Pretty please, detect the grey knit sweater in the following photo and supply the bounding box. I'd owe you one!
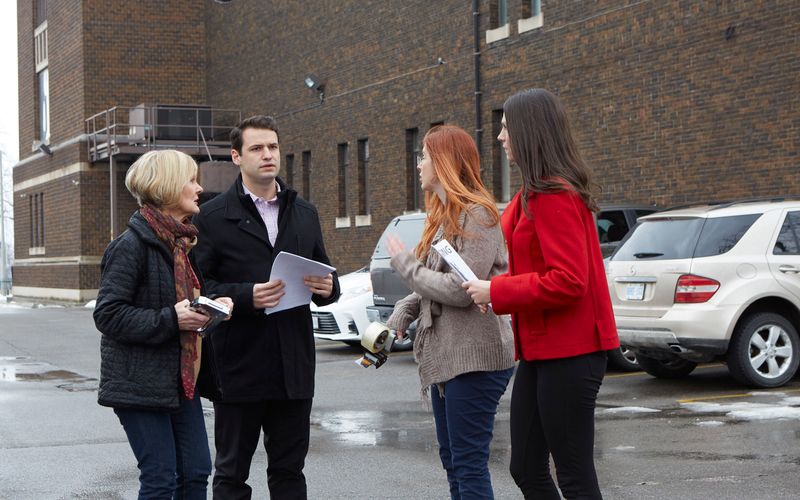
[386,205,515,393]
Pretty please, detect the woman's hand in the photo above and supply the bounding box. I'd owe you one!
[175,299,211,331]
[462,279,492,306]
[215,296,234,320]
[394,329,406,340]
[385,234,406,258]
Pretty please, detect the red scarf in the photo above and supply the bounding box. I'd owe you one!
[140,204,202,400]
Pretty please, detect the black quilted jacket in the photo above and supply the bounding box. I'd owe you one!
[94,211,205,411]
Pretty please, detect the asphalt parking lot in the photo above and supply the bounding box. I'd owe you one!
[1,304,799,499]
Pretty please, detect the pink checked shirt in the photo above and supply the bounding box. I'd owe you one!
[243,182,280,247]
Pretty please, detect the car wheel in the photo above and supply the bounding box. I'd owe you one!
[607,346,640,372]
[392,335,414,352]
[727,312,800,388]
[636,354,697,379]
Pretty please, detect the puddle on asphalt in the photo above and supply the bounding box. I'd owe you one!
[0,356,97,390]
[311,409,511,460]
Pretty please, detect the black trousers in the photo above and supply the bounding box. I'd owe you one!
[212,398,313,500]
[509,351,607,500]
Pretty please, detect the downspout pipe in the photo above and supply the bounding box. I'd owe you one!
[472,0,483,156]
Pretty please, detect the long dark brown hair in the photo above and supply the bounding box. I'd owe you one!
[503,88,599,212]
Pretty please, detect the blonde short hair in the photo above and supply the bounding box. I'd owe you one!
[125,150,198,208]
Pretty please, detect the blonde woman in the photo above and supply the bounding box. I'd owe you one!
[94,150,232,498]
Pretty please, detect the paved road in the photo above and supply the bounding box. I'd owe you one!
[1,304,799,499]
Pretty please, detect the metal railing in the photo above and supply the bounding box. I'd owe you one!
[85,105,241,162]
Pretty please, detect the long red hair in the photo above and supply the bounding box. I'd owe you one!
[415,125,500,260]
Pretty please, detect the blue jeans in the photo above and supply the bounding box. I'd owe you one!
[431,368,514,500]
[114,393,212,500]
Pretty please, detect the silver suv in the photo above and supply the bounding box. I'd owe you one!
[606,198,800,388]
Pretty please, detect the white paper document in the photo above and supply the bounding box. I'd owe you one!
[264,251,336,315]
[432,239,478,282]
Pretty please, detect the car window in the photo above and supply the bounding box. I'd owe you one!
[693,214,761,257]
[597,210,629,243]
[372,217,426,259]
[613,214,760,261]
[773,211,800,255]
[612,218,704,260]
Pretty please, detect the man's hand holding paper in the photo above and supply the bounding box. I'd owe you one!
[253,280,286,309]
[263,252,336,315]
[304,273,334,298]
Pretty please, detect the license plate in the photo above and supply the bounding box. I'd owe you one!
[312,316,319,329]
[626,283,645,301]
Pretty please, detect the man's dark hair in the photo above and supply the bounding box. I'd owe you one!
[230,115,279,153]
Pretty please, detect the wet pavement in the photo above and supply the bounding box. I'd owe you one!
[1,304,800,499]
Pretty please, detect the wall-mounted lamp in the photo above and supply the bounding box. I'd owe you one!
[304,75,326,102]
[38,143,53,156]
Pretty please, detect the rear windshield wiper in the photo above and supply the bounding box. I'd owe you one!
[633,252,664,259]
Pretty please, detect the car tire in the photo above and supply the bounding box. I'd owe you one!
[636,354,697,379]
[607,346,640,372]
[727,312,800,388]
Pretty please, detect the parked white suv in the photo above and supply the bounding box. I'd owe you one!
[606,198,800,388]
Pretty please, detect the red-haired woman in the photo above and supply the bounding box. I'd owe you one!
[385,125,515,499]
[463,89,620,499]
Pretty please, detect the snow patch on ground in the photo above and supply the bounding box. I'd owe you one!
[601,406,660,414]
[695,420,725,427]
[682,401,800,421]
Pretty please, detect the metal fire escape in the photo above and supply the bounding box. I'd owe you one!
[85,104,241,238]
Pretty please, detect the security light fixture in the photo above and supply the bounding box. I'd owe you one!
[304,75,326,102]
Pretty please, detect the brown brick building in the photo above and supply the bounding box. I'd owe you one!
[14,0,799,300]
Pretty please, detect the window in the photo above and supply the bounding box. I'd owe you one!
[35,0,48,26]
[37,69,50,143]
[492,110,511,202]
[487,1,511,47]
[285,154,294,187]
[34,18,49,143]
[337,143,348,218]
[494,0,508,28]
[596,210,629,244]
[774,211,800,255]
[519,0,544,33]
[302,151,311,202]
[29,192,45,254]
[405,128,423,211]
[522,0,541,18]
[694,214,761,257]
[612,214,761,261]
[357,139,369,216]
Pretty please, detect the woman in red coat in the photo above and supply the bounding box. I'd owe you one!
[463,88,619,499]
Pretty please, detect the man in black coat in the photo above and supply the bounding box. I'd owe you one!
[193,115,340,499]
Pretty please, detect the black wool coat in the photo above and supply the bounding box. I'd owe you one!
[94,211,209,411]
[192,176,340,402]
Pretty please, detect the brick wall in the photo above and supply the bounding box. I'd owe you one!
[479,0,799,207]
[203,0,799,274]
[14,0,210,296]
[14,0,799,295]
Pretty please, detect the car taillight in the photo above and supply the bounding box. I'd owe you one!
[674,274,720,303]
